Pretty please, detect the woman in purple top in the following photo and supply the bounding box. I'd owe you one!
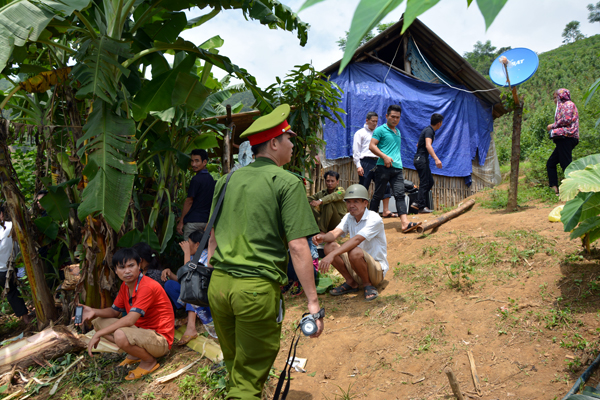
[546,88,579,195]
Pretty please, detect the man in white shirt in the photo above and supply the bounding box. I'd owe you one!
[353,112,393,217]
[312,184,388,301]
[0,205,30,322]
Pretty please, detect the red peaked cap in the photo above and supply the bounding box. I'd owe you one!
[240,104,296,145]
[248,120,295,145]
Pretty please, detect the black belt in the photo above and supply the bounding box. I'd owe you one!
[362,157,378,161]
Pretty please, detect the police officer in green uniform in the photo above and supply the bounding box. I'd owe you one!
[307,171,347,233]
[207,104,325,400]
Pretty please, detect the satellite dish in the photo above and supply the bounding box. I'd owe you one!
[489,48,539,87]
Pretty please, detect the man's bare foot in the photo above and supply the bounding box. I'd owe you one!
[138,359,158,372]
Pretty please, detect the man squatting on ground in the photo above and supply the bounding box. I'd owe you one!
[313,184,389,301]
[77,248,175,380]
[307,170,347,233]
[353,112,393,217]
[369,104,420,233]
[412,113,444,214]
[207,104,324,399]
[177,149,215,240]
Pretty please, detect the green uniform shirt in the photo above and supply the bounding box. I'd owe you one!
[373,123,403,169]
[307,187,347,216]
[209,157,319,285]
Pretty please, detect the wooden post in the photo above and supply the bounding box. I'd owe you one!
[403,34,411,75]
[444,368,465,400]
[506,92,523,212]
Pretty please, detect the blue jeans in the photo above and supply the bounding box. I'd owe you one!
[369,166,407,215]
[164,279,211,317]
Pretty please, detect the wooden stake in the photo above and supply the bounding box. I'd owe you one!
[444,368,465,400]
[467,350,483,396]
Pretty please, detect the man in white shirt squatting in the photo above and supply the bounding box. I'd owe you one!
[312,184,388,301]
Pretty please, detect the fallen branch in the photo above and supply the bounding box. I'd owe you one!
[467,350,482,396]
[416,199,476,234]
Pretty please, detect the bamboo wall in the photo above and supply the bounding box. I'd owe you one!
[309,160,490,209]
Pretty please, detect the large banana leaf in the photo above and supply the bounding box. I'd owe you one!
[132,54,196,120]
[0,0,91,72]
[77,100,137,231]
[39,186,71,222]
[564,153,600,178]
[559,163,600,201]
[71,36,132,104]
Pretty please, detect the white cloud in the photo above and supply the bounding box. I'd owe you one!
[180,0,599,87]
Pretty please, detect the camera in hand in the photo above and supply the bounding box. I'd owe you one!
[74,306,83,325]
[299,308,324,336]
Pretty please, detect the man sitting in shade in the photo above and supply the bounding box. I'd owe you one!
[312,184,388,301]
[307,171,347,233]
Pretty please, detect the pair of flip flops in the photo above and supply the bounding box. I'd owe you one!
[119,357,160,380]
[402,221,421,233]
[329,283,378,301]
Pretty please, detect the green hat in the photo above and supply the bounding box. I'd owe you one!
[344,184,369,201]
[240,104,296,146]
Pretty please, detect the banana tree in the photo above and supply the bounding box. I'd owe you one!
[0,0,312,317]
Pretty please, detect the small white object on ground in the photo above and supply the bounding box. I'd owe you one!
[287,357,307,373]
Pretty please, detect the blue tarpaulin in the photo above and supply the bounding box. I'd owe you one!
[324,62,494,178]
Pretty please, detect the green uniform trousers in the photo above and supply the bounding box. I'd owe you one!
[312,202,343,233]
[208,269,283,400]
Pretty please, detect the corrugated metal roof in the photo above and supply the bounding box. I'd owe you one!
[321,17,508,119]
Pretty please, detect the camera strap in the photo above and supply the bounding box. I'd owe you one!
[272,325,301,400]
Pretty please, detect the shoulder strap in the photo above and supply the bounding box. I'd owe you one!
[191,170,235,264]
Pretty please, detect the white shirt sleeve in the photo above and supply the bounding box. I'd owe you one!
[335,213,349,237]
[356,213,383,242]
[352,129,363,169]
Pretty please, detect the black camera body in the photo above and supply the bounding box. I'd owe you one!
[299,308,325,336]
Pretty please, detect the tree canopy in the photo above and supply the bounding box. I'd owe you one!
[562,20,586,43]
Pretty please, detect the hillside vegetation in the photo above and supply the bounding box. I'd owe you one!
[493,35,600,184]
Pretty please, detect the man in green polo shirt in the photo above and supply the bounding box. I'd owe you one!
[207,104,324,400]
[369,104,421,233]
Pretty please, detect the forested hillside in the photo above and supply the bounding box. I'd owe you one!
[492,35,600,183]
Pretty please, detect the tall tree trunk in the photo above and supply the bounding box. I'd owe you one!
[506,98,524,212]
[0,121,58,327]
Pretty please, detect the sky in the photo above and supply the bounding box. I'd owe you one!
[180,0,599,88]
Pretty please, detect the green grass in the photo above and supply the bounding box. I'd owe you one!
[480,180,559,210]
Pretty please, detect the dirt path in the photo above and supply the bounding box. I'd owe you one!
[278,193,600,400]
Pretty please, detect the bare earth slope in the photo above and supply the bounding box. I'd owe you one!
[278,192,600,400]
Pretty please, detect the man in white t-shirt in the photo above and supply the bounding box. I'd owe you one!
[312,184,388,301]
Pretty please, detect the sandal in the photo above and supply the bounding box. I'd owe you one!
[177,334,198,346]
[402,221,422,233]
[118,357,140,367]
[329,282,359,296]
[382,212,398,218]
[364,285,379,301]
[124,363,160,381]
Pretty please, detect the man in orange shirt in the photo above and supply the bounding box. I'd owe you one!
[78,248,175,380]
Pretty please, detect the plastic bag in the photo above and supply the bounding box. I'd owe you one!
[548,205,564,222]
